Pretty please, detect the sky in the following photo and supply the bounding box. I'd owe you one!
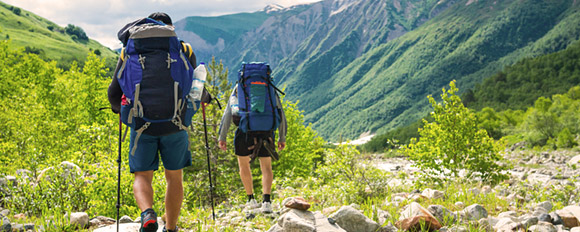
[3,0,320,49]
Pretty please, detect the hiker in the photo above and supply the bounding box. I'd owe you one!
[107,12,198,232]
[218,63,287,213]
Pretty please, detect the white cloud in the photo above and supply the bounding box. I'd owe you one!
[3,0,320,49]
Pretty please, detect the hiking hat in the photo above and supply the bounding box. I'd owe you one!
[148,12,172,25]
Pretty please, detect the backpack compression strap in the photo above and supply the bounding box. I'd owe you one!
[181,41,193,59]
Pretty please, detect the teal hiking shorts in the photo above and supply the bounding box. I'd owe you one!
[128,129,191,173]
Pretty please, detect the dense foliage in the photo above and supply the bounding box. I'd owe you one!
[64,24,89,42]
[404,81,509,186]
[464,41,580,111]
[0,41,327,229]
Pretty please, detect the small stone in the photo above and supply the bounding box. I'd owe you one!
[12,224,24,232]
[13,213,26,220]
[538,213,552,223]
[0,210,9,217]
[550,212,563,225]
[118,215,133,223]
[23,224,34,231]
[455,202,465,208]
[70,212,89,228]
[1,217,11,232]
[537,201,553,212]
[464,204,488,221]
[528,221,557,232]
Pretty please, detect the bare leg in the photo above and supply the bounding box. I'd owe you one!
[237,156,254,195]
[164,169,183,230]
[259,157,273,195]
[133,171,155,211]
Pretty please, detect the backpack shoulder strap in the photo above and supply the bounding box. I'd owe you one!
[120,47,126,62]
[180,41,193,58]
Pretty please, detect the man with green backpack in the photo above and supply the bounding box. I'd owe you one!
[218,62,287,213]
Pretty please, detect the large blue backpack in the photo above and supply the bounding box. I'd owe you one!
[117,18,195,139]
[237,62,283,133]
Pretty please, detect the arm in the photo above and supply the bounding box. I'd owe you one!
[107,58,123,114]
[218,101,232,150]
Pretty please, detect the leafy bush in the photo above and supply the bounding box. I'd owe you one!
[404,81,509,186]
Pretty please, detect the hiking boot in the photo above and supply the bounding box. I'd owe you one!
[140,208,158,232]
[163,226,179,232]
[245,199,259,209]
[261,201,273,213]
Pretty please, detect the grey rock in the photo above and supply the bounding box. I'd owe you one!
[23,224,34,231]
[428,205,457,224]
[0,210,8,217]
[69,212,89,228]
[571,227,580,232]
[11,223,23,232]
[279,209,315,232]
[399,202,432,221]
[266,224,283,232]
[528,221,557,232]
[119,215,133,223]
[550,212,563,225]
[538,213,552,223]
[1,217,10,232]
[464,204,488,221]
[478,218,494,232]
[522,216,539,228]
[537,201,554,212]
[329,205,380,232]
[313,211,345,232]
[377,222,397,232]
[498,211,517,219]
[455,201,465,208]
[376,209,391,226]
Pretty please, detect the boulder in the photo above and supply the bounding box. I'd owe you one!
[1,217,10,232]
[313,211,346,232]
[329,205,380,232]
[556,208,580,228]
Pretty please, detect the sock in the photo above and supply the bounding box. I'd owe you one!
[263,194,271,203]
[247,194,255,202]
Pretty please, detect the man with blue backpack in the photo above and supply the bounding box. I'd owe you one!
[218,62,287,214]
[107,12,198,232]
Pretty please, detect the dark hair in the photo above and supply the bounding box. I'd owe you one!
[148,12,172,25]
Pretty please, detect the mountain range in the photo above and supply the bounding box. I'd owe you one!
[3,0,580,142]
[176,0,580,141]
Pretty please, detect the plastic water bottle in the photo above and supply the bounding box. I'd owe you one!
[190,62,207,101]
[229,94,239,116]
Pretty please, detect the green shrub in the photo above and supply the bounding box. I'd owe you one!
[404,81,509,186]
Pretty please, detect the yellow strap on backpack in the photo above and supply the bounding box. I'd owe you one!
[120,47,126,62]
[181,41,193,58]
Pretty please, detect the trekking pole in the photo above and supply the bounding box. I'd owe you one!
[201,102,216,221]
[116,115,122,232]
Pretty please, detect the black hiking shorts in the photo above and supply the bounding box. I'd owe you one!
[233,129,276,157]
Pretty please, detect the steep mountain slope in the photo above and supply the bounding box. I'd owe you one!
[295,0,580,140]
[0,1,117,68]
[174,4,312,66]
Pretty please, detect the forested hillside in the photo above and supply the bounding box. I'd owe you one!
[297,0,580,141]
[0,1,117,69]
[363,41,580,153]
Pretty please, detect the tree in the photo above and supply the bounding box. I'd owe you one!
[404,80,509,186]
[65,24,88,42]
